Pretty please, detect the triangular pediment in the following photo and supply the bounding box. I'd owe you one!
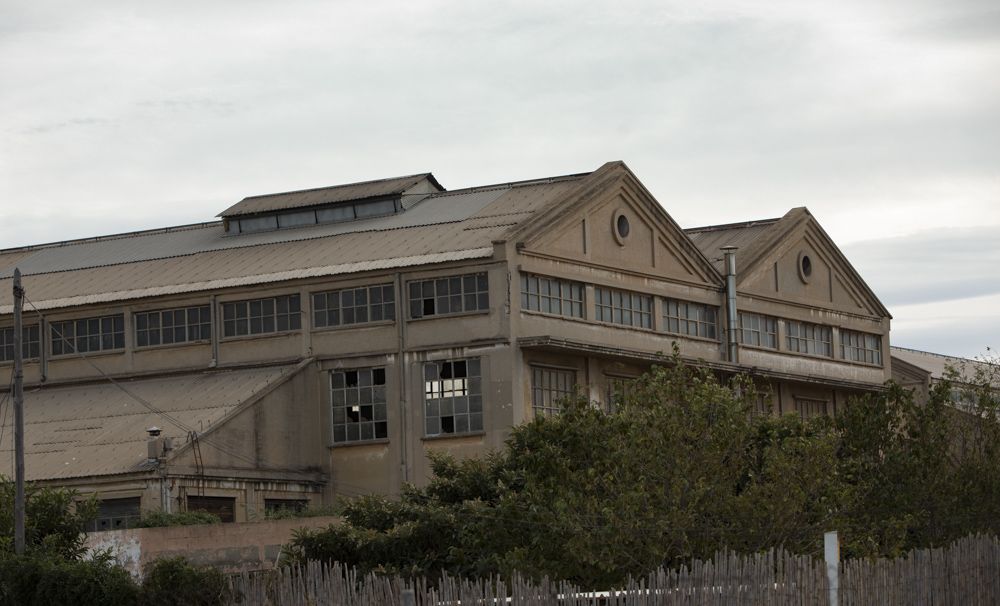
[512,162,720,286]
[738,208,890,318]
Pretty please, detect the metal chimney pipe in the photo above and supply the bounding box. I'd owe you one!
[721,247,739,363]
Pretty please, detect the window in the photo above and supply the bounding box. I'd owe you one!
[186,496,236,523]
[408,273,489,318]
[88,497,141,532]
[50,314,125,355]
[531,367,576,417]
[739,312,778,349]
[264,499,308,516]
[424,359,482,436]
[785,321,832,357]
[663,299,718,339]
[135,305,211,347]
[605,376,637,413]
[794,397,828,420]
[594,287,652,329]
[0,325,40,362]
[520,274,584,318]
[330,367,388,443]
[313,284,395,328]
[222,294,301,337]
[841,330,882,366]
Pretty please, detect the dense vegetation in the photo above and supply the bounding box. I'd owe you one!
[286,351,1000,588]
[0,481,229,605]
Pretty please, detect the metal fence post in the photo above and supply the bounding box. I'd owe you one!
[825,530,840,606]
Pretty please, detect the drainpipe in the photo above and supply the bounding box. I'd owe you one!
[721,246,739,364]
[394,272,410,484]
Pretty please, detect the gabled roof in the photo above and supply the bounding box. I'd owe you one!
[891,346,998,386]
[218,173,444,218]
[685,217,781,272]
[0,171,588,313]
[0,364,301,481]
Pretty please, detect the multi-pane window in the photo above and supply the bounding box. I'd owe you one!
[0,325,40,362]
[264,499,308,516]
[135,306,211,347]
[841,330,883,366]
[222,294,301,337]
[424,359,482,436]
[785,321,832,357]
[594,287,652,329]
[738,312,778,349]
[87,497,141,532]
[531,367,577,417]
[605,376,636,414]
[520,274,584,318]
[794,397,828,420]
[50,314,125,355]
[313,284,395,328]
[663,299,718,339]
[408,273,489,318]
[330,367,388,443]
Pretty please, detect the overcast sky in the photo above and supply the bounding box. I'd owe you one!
[1,0,997,358]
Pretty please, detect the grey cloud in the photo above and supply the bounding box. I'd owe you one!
[18,116,113,135]
[843,227,1000,307]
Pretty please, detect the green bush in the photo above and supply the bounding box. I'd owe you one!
[0,480,97,559]
[0,552,139,606]
[141,557,230,606]
[137,511,221,528]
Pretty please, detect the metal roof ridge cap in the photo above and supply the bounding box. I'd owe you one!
[236,173,433,202]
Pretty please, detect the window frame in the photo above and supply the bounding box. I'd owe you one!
[423,358,483,437]
[407,273,490,319]
[662,298,719,340]
[330,367,389,445]
[593,286,653,329]
[738,311,778,349]
[840,329,883,366]
[134,305,212,349]
[520,273,585,319]
[312,283,396,330]
[785,320,833,358]
[530,365,577,417]
[49,314,125,357]
[0,324,41,363]
[220,294,302,339]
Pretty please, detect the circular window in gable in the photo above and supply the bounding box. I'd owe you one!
[798,251,813,283]
[612,210,630,245]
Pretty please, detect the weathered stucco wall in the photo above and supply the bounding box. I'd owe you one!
[85,516,340,577]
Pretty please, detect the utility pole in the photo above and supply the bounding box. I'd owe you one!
[12,268,25,555]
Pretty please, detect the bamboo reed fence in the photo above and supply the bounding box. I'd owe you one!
[227,533,1000,605]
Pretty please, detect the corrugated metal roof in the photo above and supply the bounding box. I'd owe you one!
[0,364,298,481]
[218,173,442,217]
[0,178,584,311]
[684,219,779,271]
[890,346,997,384]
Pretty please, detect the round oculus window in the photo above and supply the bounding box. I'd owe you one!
[798,251,813,283]
[613,211,630,245]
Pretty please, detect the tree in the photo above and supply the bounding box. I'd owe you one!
[0,479,97,560]
[286,350,1000,588]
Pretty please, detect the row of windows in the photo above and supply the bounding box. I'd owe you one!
[518,274,882,366]
[2,272,491,360]
[739,311,882,365]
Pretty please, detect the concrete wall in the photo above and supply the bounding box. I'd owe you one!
[85,516,340,577]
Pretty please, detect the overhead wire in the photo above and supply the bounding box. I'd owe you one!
[22,294,292,474]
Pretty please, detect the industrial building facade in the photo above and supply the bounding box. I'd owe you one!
[0,161,891,526]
